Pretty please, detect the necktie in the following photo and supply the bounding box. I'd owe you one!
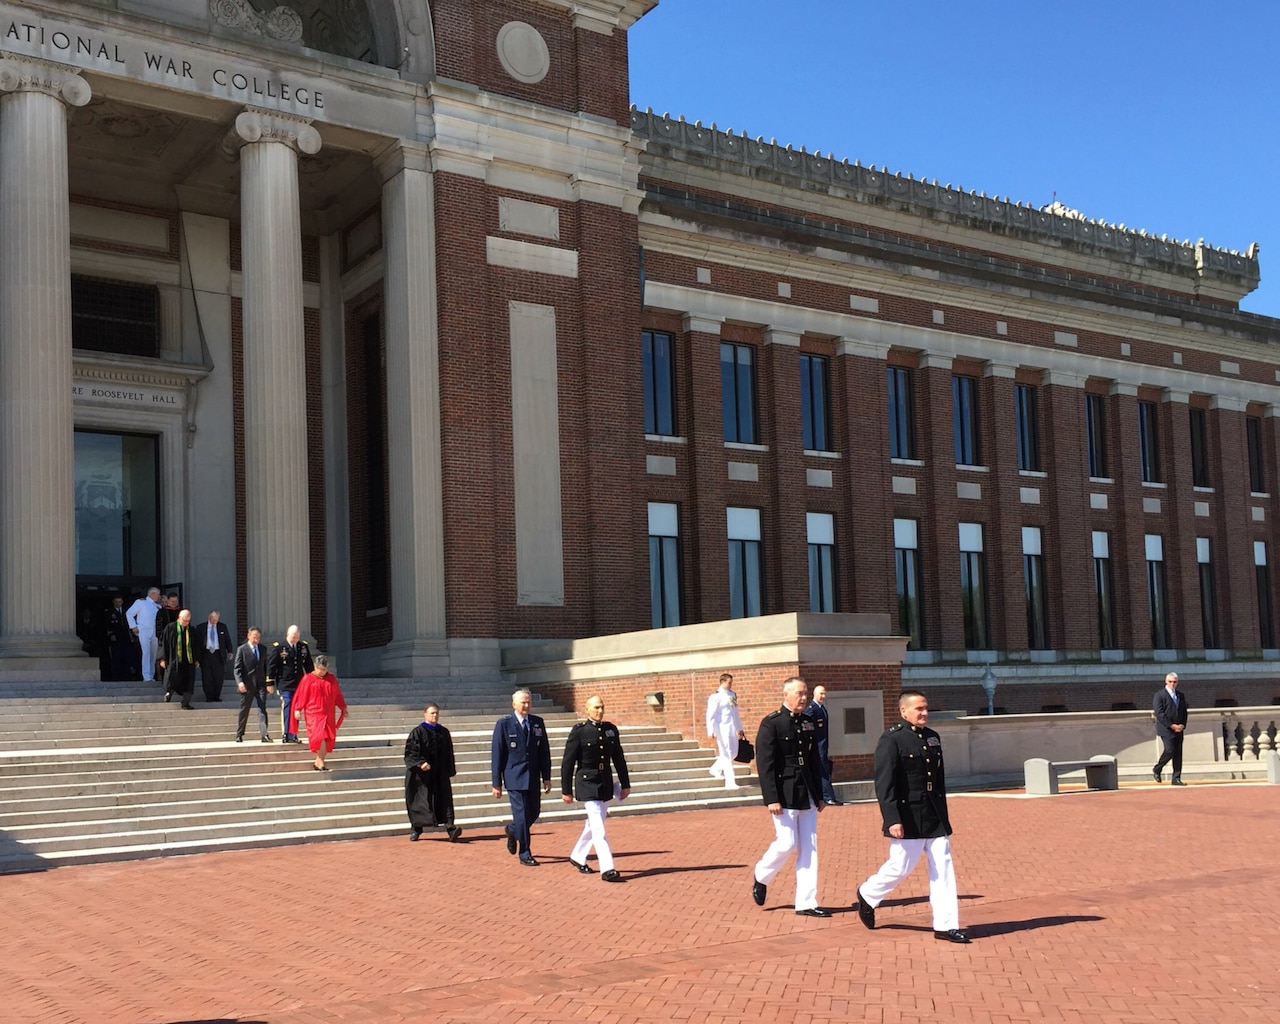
[208,624,216,650]
[251,645,258,660]
[522,719,529,745]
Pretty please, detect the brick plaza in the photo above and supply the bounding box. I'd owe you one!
[4,782,1276,1024]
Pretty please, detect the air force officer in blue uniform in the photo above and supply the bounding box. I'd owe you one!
[491,688,552,865]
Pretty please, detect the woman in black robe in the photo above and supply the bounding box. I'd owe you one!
[404,703,461,841]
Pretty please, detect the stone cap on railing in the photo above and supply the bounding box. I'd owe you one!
[630,106,1261,293]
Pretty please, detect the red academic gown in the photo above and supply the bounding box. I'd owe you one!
[291,671,347,753]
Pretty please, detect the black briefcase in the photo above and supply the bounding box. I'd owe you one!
[734,738,755,763]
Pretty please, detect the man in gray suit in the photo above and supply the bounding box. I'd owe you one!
[233,626,272,743]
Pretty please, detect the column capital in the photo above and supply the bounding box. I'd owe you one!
[682,313,722,336]
[224,107,321,158]
[918,352,953,371]
[983,360,1017,379]
[1108,381,1139,398]
[1209,394,1248,413]
[0,58,90,107]
[1042,369,1086,389]
[834,335,889,361]
[1161,388,1190,404]
[763,327,802,348]
[374,139,432,182]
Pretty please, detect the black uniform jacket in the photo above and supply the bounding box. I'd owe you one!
[266,639,313,691]
[874,722,951,839]
[560,718,630,802]
[755,707,824,810]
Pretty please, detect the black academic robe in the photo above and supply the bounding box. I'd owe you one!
[404,722,457,829]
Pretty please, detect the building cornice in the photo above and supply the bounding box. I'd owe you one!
[533,0,659,34]
[631,107,1260,303]
[638,216,1279,360]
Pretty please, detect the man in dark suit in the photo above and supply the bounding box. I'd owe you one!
[233,626,272,742]
[491,688,552,866]
[805,684,842,805]
[157,608,197,709]
[751,677,829,917]
[854,689,969,943]
[103,596,134,682]
[1153,672,1189,785]
[198,611,234,702]
[560,695,630,882]
[266,624,312,743]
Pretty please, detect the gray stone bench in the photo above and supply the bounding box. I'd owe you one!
[1024,755,1119,796]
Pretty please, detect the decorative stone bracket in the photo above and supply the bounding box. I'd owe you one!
[209,0,304,43]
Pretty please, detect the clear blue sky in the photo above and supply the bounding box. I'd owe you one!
[629,1,1280,322]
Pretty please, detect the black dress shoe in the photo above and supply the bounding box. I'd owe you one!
[506,827,518,856]
[519,854,539,867]
[855,888,875,929]
[163,692,172,703]
[570,859,594,874]
[234,736,243,743]
[934,929,971,943]
[795,907,831,918]
[261,735,272,742]
[446,826,462,842]
[826,799,845,806]
[181,703,194,710]
[752,880,767,907]
[409,829,421,842]
[601,870,623,883]
[1153,769,1162,783]
[1171,778,1186,786]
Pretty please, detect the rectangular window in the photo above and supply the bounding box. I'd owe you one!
[799,355,831,452]
[1197,537,1219,650]
[1023,526,1048,649]
[1256,541,1275,648]
[727,507,763,618]
[887,366,917,460]
[952,375,982,466]
[1085,393,1109,478]
[1247,415,1266,493]
[1015,385,1040,472]
[720,343,758,444]
[893,518,924,650]
[1093,531,1117,650]
[1145,534,1170,649]
[648,502,681,629]
[806,512,837,612]
[71,276,161,358]
[641,331,676,436]
[959,522,989,649]
[1189,408,1211,488]
[1138,401,1161,483]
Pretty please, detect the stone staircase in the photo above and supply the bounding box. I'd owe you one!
[0,678,762,873]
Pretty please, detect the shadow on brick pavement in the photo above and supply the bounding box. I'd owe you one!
[3,782,1277,1024]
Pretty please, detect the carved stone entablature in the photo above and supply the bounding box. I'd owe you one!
[74,355,209,392]
[210,0,304,43]
[222,107,322,159]
[630,106,1261,291]
[534,0,658,34]
[0,57,91,107]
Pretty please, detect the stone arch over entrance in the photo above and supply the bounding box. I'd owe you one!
[203,0,435,80]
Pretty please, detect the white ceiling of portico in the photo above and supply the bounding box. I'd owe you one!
[66,95,381,229]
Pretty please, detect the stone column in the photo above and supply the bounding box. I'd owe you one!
[376,143,448,676]
[230,108,320,640]
[0,59,90,665]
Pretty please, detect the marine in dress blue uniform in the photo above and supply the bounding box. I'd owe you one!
[491,689,552,865]
[854,690,970,942]
[751,677,829,917]
[560,696,631,881]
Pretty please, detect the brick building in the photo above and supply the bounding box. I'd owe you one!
[2,0,1277,711]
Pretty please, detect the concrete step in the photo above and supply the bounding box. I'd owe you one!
[0,680,747,872]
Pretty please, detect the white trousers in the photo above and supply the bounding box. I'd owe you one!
[753,804,818,911]
[139,632,157,682]
[569,799,614,873]
[711,725,738,783]
[860,836,958,931]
